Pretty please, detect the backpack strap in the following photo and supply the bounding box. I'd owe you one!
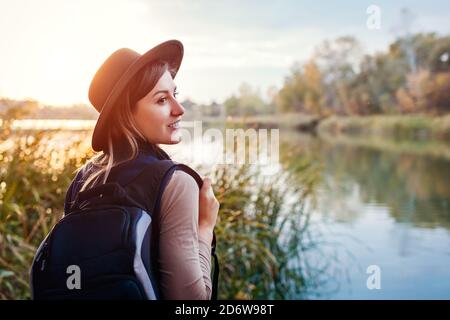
[172,163,219,301]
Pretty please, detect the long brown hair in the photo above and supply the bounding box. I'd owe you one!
[79,60,176,192]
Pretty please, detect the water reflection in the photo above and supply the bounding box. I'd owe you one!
[280,130,450,299]
[316,137,450,229]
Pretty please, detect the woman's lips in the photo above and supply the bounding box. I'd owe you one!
[168,120,180,129]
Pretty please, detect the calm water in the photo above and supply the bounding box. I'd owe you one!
[165,126,450,299]
[287,133,450,299]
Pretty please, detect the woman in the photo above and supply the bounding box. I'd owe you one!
[65,40,219,299]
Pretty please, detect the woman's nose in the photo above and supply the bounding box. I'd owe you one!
[171,99,185,116]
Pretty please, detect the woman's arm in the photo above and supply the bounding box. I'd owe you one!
[157,170,212,300]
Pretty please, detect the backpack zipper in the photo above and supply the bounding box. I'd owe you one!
[40,242,49,271]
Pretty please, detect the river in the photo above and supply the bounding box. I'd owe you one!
[284,131,450,299]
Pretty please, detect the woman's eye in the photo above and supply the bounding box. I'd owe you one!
[157,91,178,104]
[158,97,167,104]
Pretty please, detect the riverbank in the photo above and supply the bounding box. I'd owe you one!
[228,113,450,143]
[318,114,450,142]
[226,113,321,131]
[317,130,450,162]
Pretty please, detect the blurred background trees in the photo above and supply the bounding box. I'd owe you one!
[276,33,450,116]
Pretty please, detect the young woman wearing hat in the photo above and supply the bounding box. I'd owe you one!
[65,40,219,299]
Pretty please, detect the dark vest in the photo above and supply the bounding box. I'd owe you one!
[59,143,217,299]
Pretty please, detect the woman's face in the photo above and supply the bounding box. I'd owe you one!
[133,70,185,145]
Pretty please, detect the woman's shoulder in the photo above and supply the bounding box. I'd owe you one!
[166,169,199,193]
[159,169,199,222]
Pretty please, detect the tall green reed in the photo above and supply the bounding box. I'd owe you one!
[0,112,92,299]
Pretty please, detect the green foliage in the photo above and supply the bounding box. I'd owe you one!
[211,157,322,299]
[0,124,92,299]
[224,83,274,117]
[276,61,327,115]
[276,33,450,116]
[0,105,94,299]
[318,114,450,141]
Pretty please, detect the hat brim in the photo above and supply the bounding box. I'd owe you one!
[91,40,184,152]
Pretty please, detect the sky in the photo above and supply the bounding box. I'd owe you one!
[0,0,449,106]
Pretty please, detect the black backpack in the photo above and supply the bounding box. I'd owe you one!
[30,159,219,300]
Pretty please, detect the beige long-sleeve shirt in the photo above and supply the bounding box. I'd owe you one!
[157,170,212,300]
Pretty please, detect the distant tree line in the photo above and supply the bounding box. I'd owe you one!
[276,33,450,116]
[223,83,275,117]
[0,99,98,120]
[0,98,224,120]
[222,32,450,117]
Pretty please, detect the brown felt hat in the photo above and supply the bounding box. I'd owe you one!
[88,40,184,152]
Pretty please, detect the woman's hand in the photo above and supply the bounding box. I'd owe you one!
[198,177,219,244]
